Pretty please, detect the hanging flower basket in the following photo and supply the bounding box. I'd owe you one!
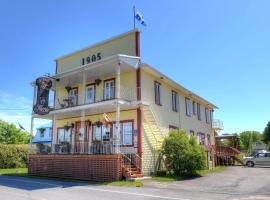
[95,121,103,127]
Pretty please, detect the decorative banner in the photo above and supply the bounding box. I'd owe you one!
[33,77,52,115]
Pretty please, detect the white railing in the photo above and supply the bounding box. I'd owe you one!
[55,86,137,110]
[212,119,224,130]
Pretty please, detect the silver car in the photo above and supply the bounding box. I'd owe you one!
[244,152,270,167]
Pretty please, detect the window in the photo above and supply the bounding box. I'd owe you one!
[171,91,179,112]
[190,130,195,136]
[85,84,95,104]
[92,125,110,143]
[198,132,205,145]
[207,134,211,145]
[185,98,191,116]
[169,125,179,130]
[154,81,162,105]
[265,153,270,157]
[192,101,196,115]
[197,103,201,120]
[68,88,78,106]
[205,108,210,124]
[104,79,115,100]
[123,122,133,145]
[113,121,133,146]
[93,125,102,142]
[210,110,213,124]
[57,128,71,143]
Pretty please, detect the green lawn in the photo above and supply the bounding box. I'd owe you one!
[0,168,28,176]
[0,168,143,187]
[151,166,227,182]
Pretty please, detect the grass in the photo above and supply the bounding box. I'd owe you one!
[151,166,227,182]
[0,168,28,176]
[0,168,143,187]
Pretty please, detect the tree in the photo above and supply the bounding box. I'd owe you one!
[162,129,206,176]
[0,120,30,144]
[263,121,270,145]
[239,131,262,151]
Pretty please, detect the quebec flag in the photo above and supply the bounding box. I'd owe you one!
[135,11,147,26]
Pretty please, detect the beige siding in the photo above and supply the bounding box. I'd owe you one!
[57,32,137,73]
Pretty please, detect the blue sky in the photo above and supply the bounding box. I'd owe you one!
[0,0,269,134]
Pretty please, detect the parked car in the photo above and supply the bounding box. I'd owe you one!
[243,151,270,167]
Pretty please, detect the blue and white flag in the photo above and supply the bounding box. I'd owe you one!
[135,11,147,26]
[18,123,26,131]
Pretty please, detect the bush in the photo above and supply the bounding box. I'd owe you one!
[0,144,28,168]
[162,129,206,176]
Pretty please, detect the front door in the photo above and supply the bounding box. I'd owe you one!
[85,85,95,104]
[75,122,89,153]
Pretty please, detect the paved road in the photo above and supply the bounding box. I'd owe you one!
[0,167,270,200]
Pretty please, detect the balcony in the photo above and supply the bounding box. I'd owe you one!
[31,55,141,119]
[212,119,224,130]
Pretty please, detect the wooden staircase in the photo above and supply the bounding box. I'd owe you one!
[122,154,143,179]
[215,145,243,166]
[141,105,167,150]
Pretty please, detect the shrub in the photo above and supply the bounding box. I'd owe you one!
[0,144,28,168]
[162,129,206,176]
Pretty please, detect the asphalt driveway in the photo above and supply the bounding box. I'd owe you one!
[0,166,269,200]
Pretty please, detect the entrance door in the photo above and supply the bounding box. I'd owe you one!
[75,122,89,153]
[85,84,95,104]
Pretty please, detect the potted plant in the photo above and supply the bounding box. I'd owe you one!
[60,141,71,153]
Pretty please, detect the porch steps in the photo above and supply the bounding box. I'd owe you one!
[123,165,143,179]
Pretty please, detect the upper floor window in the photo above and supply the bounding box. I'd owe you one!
[185,98,191,116]
[171,91,179,112]
[85,84,95,104]
[205,108,210,124]
[69,88,78,106]
[197,103,201,120]
[104,79,115,100]
[190,130,195,136]
[193,101,196,115]
[154,81,162,105]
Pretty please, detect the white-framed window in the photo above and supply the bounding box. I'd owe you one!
[185,98,191,116]
[57,128,71,143]
[172,91,179,112]
[197,103,201,120]
[193,101,196,115]
[205,108,210,124]
[68,88,78,106]
[85,84,95,104]
[113,121,133,146]
[154,81,162,105]
[93,125,102,142]
[104,79,115,100]
[123,122,132,145]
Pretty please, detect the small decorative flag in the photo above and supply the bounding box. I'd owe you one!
[135,11,147,26]
[18,123,26,131]
[103,113,111,128]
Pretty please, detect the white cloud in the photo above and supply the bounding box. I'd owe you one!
[0,90,51,134]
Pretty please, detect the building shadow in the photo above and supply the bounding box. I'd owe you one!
[0,175,96,191]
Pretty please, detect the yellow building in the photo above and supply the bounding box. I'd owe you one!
[29,29,222,180]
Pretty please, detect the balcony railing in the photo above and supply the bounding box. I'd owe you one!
[30,142,122,155]
[54,86,137,110]
[212,119,224,130]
